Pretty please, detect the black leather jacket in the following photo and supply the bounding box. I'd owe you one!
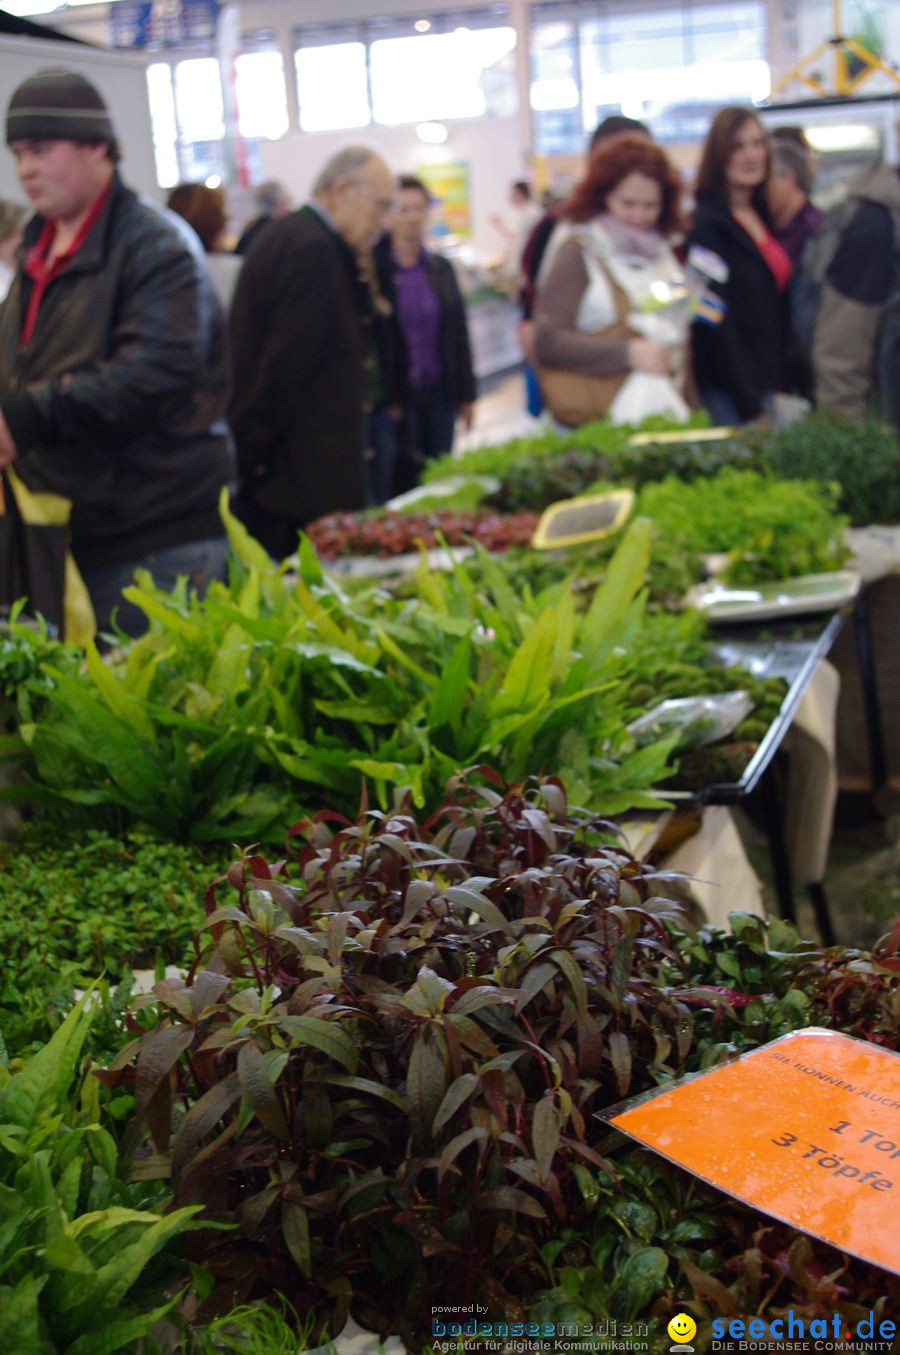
[687,192,788,422]
[0,173,232,569]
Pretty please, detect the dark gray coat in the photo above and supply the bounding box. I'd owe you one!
[229,206,369,529]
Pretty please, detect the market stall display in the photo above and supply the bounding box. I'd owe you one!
[0,405,897,1352]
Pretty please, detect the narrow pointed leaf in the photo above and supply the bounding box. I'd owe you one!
[238,1041,289,1139]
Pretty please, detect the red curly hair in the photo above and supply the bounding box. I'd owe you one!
[562,134,682,235]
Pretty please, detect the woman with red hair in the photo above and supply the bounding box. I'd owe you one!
[533,134,689,426]
[166,182,242,313]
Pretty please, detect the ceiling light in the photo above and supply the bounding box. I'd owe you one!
[416,121,448,144]
[414,19,431,32]
[205,174,222,189]
[805,123,880,153]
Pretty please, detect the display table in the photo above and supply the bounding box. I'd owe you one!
[466,295,522,379]
[623,806,765,929]
[670,613,844,804]
[626,613,846,940]
[827,533,900,794]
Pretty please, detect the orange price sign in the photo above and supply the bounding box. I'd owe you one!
[606,1028,900,1275]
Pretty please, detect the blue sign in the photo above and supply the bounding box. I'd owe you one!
[110,0,218,50]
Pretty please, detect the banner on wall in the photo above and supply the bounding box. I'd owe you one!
[416,161,471,243]
[110,0,218,50]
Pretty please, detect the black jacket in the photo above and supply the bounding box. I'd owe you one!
[373,238,476,405]
[229,206,369,527]
[0,174,231,570]
[234,214,275,257]
[687,193,788,422]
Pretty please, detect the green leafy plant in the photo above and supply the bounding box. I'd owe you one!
[99,787,900,1348]
[102,776,700,1344]
[429,410,896,527]
[634,469,848,586]
[0,829,225,1052]
[0,512,675,841]
[0,610,83,729]
[0,992,199,1353]
[0,970,139,1067]
[531,1146,900,1348]
[188,1297,328,1354]
[421,413,711,492]
[761,413,900,526]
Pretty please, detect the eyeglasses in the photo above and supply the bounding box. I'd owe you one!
[349,181,395,214]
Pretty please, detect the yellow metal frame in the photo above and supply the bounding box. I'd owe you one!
[771,0,900,98]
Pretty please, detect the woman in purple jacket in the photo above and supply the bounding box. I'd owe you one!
[372,176,476,501]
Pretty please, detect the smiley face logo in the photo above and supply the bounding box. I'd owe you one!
[668,1314,697,1347]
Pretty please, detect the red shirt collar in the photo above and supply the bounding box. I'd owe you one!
[20,180,112,346]
[24,179,112,284]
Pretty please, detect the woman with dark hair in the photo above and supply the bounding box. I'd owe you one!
[372,174,475,499]
[166,182,242,312]
[687,107,791,425]
[533,134,690,425]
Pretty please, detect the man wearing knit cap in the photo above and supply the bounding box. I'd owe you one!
[0,68,232,637]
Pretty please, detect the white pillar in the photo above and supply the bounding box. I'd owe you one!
[509,0,533,160]
[276,16,301,135]
[217,2,246,184]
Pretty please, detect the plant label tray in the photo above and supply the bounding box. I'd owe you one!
[531,488,634,550]
[685,570,860,624]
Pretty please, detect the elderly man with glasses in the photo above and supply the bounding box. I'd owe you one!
[229,146,395,559]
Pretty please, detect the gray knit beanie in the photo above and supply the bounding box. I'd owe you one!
[6,68,116,146]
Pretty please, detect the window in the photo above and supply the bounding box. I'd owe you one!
[530,18,582,155]
[146,58,227,188]
[172,57,227,184]
[531,0,768,154]
[293,9,516,133]
[295,41,371,132]
[370,26,516,125]
[147,39,290,189]
[235,51,289,141]
[691,3,765,62]
[146,63,179,189]
[174,57,225,143]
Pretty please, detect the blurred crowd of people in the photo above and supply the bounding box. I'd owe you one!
[0,65,897,641]
[525,107,899,433]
